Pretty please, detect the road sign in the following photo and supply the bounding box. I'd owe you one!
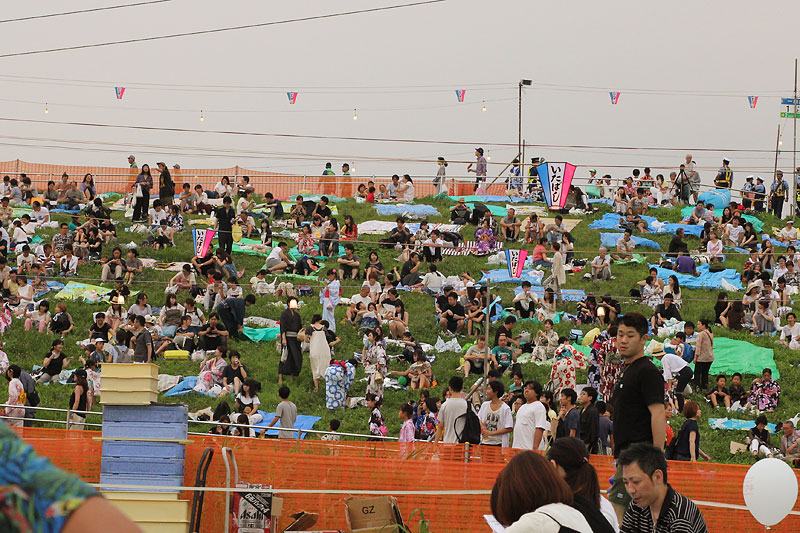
[782,97,800,105]
[781,112,800,119]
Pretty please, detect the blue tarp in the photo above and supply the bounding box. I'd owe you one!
[446,195,535,204]
[698,188,731,209]
[679,206,764,232]
[375,203,440,216]
[600,233,662,250]
[513,285,586,302]
[708,418,777,433]
[590,213,703,237]
[163,376,215,397]
[251,411,322,439]
[650,263,743,290]
[479,269,545,285]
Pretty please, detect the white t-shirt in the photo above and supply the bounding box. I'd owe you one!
[236,393,260,409]
[660,353,689,382]
[421,272,444,292]
[215,183,232,197]
[16,253,35,268]
[267,247,283,262]
[403,183,415,202]
[438,397,467,444]
[512,401,548,450]
[350,293,372,308]
[478,401,514,447]
[780,226,798,241]
[236,197,251,215]
[424,237,443,255]
[362,279,381,297]
[32,206,50,223]
[780,323,800,342]
[149,208,167,225]
[727,224,745,243]
[592,255,611,268]
[12,227,27,244]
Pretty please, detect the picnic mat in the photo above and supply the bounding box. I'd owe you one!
[590,213,703,237]
[600,233,662,250]
[163,376,214,397]
[513,285,586,302]
[280,202,339,215]
[679,206,764,232]
[251,410,322,439]
[54,282,111,301]
[357,221,463,234]
[708,418,777,432]
[445,195,535,204]
[479,268,545,285]
[441,241,505,257]
[375,203,440,216]
[288,245,344,260]
[651,263,743,290]
[233,238,271,256]
[702,336,779,378]
[242,327,280,343]
[289,194,347,203]
[613,253,646,265]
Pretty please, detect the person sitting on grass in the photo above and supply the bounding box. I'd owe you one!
[492,333,519,374]
[513,281,538,318]
[706,374,731,409]
[438,291,465,334]
[587,247,611,281]
[747,367,780,412]
[748,414,773,457]
[390,349,432,390]
[465,298,486,336]
[265,242,293,274]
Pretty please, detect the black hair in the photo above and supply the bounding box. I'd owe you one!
[448,375,464,393]
[582,387,598,403]
[400,403,414,418]
[329,419,341,431]
[488,380,505,397]
[618,443,669,484]
[546,437,602,506]
[619,312,649,337]
[561,388,577,405]
[278,385,291,399]
[596,401,607,415]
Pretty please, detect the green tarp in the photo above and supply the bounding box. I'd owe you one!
[679,206,764,232]
[242,327,280,343]
[653,337,778,378]
[467,203,506,216]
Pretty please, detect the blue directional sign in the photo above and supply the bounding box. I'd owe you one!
[782,97,800,105]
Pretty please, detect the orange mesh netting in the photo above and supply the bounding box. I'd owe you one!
[11,428,800,532]
[0,159,507,198]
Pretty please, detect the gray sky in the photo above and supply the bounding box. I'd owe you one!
[0,0,798,187]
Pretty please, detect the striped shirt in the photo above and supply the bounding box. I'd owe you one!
[621,486,707,533]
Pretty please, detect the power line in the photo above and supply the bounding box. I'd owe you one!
[0,0,177,25]
[0,0,447,59]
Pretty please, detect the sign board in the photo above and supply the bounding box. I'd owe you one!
[781,112,800,119]
[782,97,800,106]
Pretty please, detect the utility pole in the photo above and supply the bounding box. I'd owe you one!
[775,124,782,179]
[794,59,798,217]
[519,79,532,179]
[482,287,491,402]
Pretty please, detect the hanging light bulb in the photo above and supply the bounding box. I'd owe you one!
[199,109,205,122]
[486,153,492,161]
[482,101,487,112]
[44,103,49,114]
[353,108,358,121]
[779,139,784,146]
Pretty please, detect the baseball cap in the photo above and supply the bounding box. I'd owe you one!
[777,169,784,174]
[475,147,484,155]
[93,338,105,344]
[589,169,596,173]
[757,176,764,182]
[128,154,135,159]
[723,157,730,163]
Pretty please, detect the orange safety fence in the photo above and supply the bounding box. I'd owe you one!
[14,427,800,532]
[0,159,506,198]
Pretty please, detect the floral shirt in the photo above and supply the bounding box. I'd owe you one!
[369,407,385,437]
[398,419,415,442]
[549,344,588,394]
[749,378,781,411]
[0,424,96,532]
[296,233,316,255]
[415,412,438,441]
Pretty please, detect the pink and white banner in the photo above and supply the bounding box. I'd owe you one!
[505,249,529,279]
[535,162,577,210]
[287,92,298,104]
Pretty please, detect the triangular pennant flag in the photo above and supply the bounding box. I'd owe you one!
[505,249,529,279]
[287,92,298,104]
[115,87,125,100]
[192,229,216,257]
[455,89,466,103]
[748,96,758,108]
[535,162,577,210]
[609,91,620,105]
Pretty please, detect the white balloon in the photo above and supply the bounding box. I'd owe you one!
[743,458,799,526]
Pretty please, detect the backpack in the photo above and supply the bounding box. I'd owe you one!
[680,343,695,363]
[456,402,482,444]
[49,312,70,333]
[441,231,463,246]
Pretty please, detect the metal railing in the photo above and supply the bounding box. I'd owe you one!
[0,403,399,441]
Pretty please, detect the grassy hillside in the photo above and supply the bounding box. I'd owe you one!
[14,196,799,464]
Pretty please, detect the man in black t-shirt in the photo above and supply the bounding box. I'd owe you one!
[222,351,248,394]
[197,313,229,352]
[608,313,666,523]
[438,292,465,333]
[264,192,284,219]
[311,196,332,221]
[493,315,519,348]
[651,294,682,332]
[214,196,236,254]
[667,227,689,258]
[89,313,112,341]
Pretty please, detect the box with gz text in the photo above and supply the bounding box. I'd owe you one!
[344,496,404,533]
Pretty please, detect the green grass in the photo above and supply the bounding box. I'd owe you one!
[15,198,800,464]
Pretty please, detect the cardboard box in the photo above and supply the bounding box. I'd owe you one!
[344,496,404,533]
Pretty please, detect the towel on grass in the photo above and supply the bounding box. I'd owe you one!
[513,286,586,302]
[479,268,545,284]
[55,282,111,301]
[679,206,764,232]
[164,376,215,397]
[441,241,505,256]
[445,195,534,204]
[708,417,777,433]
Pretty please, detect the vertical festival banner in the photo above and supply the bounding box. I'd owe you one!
[115,87,126,99]
[193,229,216,257]
[748,96,758,108]
[287,92,298,104]
[455,89,466,102]
[505,249,529,279]
[535,162,577,210]
[609,91,620,104]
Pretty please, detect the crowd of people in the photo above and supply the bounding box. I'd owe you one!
[4,153,800,532]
